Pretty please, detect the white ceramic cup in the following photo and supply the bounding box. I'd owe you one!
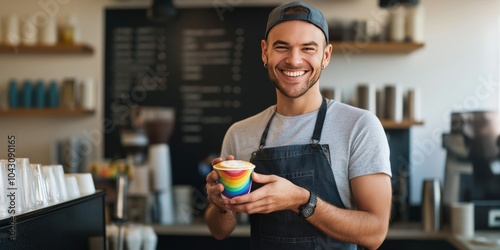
[141,225,157,250]
[125,224,142,250]
[450,202,475,238]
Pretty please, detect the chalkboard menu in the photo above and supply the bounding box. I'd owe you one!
[104,7,276,187]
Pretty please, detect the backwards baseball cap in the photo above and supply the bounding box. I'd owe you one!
[265,1,329,43]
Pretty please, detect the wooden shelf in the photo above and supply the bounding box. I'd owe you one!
[0,108,95,116]
[331,42,424,54]
[380,119,424,129]
[0,44,94,54]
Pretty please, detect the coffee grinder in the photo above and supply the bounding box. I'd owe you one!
[442,111,500,230]
[139,106,176,225]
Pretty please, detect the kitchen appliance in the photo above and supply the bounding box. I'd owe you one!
[138,106,176,225]
[442,111,500,230]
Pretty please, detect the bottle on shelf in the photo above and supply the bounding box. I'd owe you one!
[47,80,59,108]
[8,79,18,108]
[60,14,81,44]
[60,78,77,109]
[34,79,46,108]
[22,79,33,108]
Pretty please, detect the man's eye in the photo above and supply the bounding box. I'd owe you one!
[275,46,288,51]
[303,47,316,51]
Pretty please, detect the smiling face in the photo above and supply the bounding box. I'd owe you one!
[262,20,332,99]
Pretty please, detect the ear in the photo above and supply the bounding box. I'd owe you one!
[261,40,268,65]
[322,43,333,68]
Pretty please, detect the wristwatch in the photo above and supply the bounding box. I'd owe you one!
[298,191,317,218]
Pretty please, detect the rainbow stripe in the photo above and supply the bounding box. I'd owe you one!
[215,168,254,198]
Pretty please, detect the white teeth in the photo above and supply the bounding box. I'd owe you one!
[282,70,305,77]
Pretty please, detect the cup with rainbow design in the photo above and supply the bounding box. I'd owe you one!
[213,160,255,199]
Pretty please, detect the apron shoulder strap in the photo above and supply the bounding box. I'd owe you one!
[312,97,327,144]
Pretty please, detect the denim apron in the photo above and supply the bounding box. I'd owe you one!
[249,98,356,250]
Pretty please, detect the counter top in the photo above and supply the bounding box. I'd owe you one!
[152,222,500,250]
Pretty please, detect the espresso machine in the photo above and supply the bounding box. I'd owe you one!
[137,106,176,225]
[442,111,500,230]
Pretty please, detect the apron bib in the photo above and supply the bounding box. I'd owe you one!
[249,98,356,250]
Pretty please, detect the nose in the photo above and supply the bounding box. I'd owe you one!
[284,48,303,66]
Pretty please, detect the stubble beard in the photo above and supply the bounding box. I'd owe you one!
[268,68,321,99]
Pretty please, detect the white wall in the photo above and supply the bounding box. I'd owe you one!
[0,0,499,204]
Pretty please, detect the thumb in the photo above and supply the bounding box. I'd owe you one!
[251,172,276,184]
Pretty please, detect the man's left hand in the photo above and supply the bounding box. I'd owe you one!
[223,172,309,214]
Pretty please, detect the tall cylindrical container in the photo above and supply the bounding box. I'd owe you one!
[80,77,96,110]
[389,5,406,42]
[21,15,38,46]
[4,14,20,46]
[39,16,57,45]
[421,178,442,232]
[405,4,425,43]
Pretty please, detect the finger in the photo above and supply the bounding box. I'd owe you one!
[206,182,225,202]
[211,157,224,166]
[230,195,270,214]
[252,172,277,185]
[226,155,235,160]
[205,170,219,183]
[229,185,268,205]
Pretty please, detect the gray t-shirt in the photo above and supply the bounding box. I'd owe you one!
[220,100,392,209]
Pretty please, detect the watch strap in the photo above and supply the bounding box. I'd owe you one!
[299,191,317,218]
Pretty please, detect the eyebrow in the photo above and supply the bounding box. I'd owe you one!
[272,40,319,47]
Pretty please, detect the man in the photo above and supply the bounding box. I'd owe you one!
[205,1,392,249]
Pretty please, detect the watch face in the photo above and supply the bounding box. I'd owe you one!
[300,192,316,218]
[303,207,313,217]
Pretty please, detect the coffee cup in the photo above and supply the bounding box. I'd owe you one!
[213,160,255,199]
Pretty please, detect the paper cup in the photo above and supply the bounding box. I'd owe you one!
[67,173,96,196]
[213,160,255,199]
[64,175,81,200]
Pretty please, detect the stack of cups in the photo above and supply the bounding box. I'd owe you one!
[173,185,193,225]
[30,163,49,209]
[450,202,475,238]
[0,160,9,218]
[0,158,97,218]
[42,164,69,205]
